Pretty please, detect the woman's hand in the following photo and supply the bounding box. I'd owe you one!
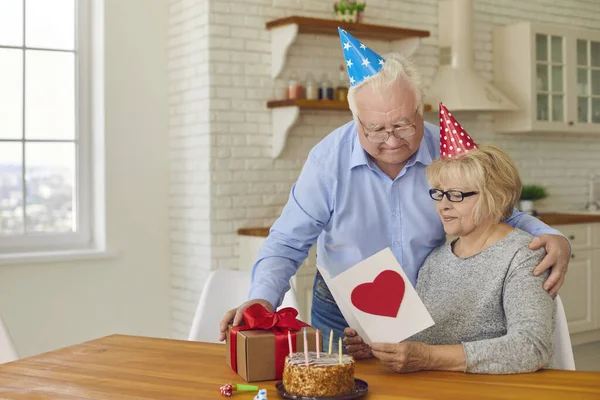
[343,328,373,360]
[371,342,431,373]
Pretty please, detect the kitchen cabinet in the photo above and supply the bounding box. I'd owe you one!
[555,223,600,345]
[493,22,600,134]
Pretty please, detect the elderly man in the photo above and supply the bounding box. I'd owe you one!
[219,29,570,347]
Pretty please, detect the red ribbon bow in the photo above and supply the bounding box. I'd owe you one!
[229,303,308,379]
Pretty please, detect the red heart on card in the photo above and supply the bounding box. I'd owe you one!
[350,270,405,318]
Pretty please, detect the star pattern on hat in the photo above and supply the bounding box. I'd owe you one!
[439,102,478,159]
[338,27,385,87]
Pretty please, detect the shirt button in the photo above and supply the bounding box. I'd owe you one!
[393,212,398,217]
[394,241,400,247]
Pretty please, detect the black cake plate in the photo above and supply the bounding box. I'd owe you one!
[275,379,368,400]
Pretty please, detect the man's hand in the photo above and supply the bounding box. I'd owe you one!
[343,328,373,360]
[218,299,273,342]
[529,234,571,296]
[371,342,431,373]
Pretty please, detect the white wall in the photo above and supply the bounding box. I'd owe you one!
[0,0,171,357]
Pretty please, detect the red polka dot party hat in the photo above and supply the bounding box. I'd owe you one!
[439,102,478,159]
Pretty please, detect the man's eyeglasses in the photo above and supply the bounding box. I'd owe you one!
[357,113,418,143]
[429,189,478,202]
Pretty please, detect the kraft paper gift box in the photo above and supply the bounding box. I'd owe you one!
[225,304,319,382]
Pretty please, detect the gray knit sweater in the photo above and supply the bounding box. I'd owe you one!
[410,228,556,374]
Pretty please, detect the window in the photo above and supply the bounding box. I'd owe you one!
[576,39,600,124]
[0,0,94,254]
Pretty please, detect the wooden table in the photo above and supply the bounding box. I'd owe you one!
[0,335,599,399]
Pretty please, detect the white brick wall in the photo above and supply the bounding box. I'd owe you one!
[168,0,600,338]
[168,0,212,339]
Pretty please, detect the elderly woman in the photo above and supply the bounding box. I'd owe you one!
[344,127,556,374]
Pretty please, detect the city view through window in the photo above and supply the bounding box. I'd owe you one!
[0,0,77,237]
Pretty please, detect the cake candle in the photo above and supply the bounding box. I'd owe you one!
[303,327,309,366]
[328,329,333,354]
[338,337,342,364]
[288,330,293,355]
[316,329,320,358]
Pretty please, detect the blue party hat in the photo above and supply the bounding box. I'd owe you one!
[338,27,385,87]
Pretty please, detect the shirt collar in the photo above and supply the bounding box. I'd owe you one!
[349,134,372,170]
[404,127,435,169]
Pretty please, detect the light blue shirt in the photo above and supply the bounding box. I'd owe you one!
[249,120,562,308]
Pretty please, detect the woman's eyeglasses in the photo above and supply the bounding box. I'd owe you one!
[429,189,478,202]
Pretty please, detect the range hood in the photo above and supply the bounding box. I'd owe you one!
[425,0,518,112]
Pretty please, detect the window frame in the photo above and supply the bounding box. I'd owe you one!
[0,0,94,254]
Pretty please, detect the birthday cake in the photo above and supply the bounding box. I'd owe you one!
[282,352,355,397]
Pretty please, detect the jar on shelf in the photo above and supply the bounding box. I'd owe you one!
[319,74,334,101]
[286,73,304,100]
[335,65,349,102]
[305,73,318,100]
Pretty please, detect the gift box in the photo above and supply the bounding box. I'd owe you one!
[226,304,320,382]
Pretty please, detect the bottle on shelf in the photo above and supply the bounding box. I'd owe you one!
[305,73,318,100]
[336,65,349,102]
[286,72,304,100]
[319,74,334,101]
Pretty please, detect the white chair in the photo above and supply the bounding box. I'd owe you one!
[188,268,302,343]
[553,295,576,370]
[0,315,19,364]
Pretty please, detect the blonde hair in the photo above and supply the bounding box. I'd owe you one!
[426,145,522,224]
[347,52,424,117]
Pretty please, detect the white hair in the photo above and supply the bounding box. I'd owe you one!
[347,52,424,118]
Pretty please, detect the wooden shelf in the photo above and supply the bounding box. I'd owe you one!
[267,99,350,111]
[266,16,430,41]
[265,16,430,79]
[238,227,271,237]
